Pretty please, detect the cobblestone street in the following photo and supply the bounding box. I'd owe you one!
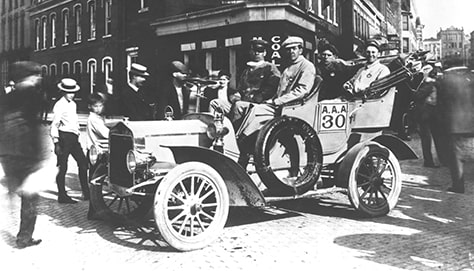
[1,128,474,270]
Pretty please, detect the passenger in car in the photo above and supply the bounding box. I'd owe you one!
[236,36,316,167]
[119,63,154,121]
[316,42,361,101]
[231,39,281,127]
[343,40,390,96]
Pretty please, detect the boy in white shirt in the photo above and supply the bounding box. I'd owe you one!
[50,78,89,203]
[86,92,109,152]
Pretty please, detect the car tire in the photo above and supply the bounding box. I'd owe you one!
[154,161,229,251]
[254,116,323,196]
[346,142,402,217]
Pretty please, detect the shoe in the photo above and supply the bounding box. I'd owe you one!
[447,187,465,194]
[16,238,42,249]
[58,195,78,204]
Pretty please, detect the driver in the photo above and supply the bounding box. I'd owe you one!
[236,36,316,166]
[343,40,390,95]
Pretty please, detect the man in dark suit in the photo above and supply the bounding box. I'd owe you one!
[438,65,474,193]
[119,63,154,120]
[155,61,192,120]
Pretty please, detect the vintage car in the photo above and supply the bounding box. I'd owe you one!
[88,52,424,251]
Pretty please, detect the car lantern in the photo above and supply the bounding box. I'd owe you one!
[126,150,155,174]
[88,145,99,165]
[206,107,229,153]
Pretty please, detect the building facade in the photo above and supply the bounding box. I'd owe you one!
[0,0,33,88]
[423,37,442,61]
[438,26,466,67]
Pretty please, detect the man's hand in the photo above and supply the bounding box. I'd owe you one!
[54,143,63,156]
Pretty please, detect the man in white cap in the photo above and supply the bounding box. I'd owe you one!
[51,78,89,204]
[343,39,390,95]
[236,36,316,166]
[120,63,154,120]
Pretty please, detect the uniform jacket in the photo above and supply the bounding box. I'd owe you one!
[274,55,316,105]
[119,84,154,121]
[232,61,281,103]
[438,68,474,134]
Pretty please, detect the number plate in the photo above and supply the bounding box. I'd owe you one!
[319,103,348,132]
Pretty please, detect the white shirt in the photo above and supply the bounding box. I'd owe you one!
[50,96,80,143]
[86,112,109,150]
[350,60,390,93]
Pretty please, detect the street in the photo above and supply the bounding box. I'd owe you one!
[1,127,474,271]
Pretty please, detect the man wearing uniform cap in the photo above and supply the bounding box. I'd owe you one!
[236,36,316,167]
[119,63,154,120]
[0,61,47,248]
[343,39,390,95]
[230,38,280,124]
[51,78,90,204]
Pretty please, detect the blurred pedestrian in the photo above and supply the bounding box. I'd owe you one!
[413,63,443,168]
[438,65,474,193]
[0,61,47,248]
[50,78,89,203]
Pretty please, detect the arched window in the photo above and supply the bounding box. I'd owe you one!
[62,8,69,45]
[102,56,112,83]
[87,58,97,93]
[74,4,81,42]
[73,60,82,74]
[50,13,56,48]
[49,64,57,78]
[88,0,96,40]
[62,61,70,75]
[41,65,48,76]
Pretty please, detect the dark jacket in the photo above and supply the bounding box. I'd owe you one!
[232,61,280,103]
[317,59,360,101]
[155,78,191,120]
[119,85,154,121]
[438,68,474,134]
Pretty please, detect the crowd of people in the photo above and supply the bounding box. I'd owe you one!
[1,36,474,249]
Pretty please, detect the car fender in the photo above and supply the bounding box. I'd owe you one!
[335,141,388,188]
[166,146,266,207]
[371,134,418,160]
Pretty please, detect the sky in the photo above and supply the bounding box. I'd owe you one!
[414,0,474,38]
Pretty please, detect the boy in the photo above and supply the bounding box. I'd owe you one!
[50,78,89,203]
[208,70,235,115]
[86,92,109,152]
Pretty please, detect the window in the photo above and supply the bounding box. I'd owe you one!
[74,4,81,42]
[49,64,57,78]
[50,13,56,48]
[87,59,97,93]
[88,1,96,40]
[41,16,47,49]
[62,9,69,45]
[74,60,82,74]
[62,62,70,75]
[403,37,409,53]
[402,14,409,31]
[34,18,40,50]
[102,57,112,83]
[104,0,111,36]
[41,66,48,76]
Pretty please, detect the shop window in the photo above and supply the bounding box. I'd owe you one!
[402,14,409,31]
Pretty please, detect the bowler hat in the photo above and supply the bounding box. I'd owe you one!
[282,36,304,48]
[170,61,189,74]
[129,63,150,77]
[11,61,41,82]
[218,69,231,78]
[365,39,380,51]
[250,39,268,51]
[57,78,80,93]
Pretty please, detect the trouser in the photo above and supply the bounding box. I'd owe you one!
[56,131,89,197]
[446,134,474,190]
[418,105,443,164]
[237,103,275,138]
[17,192,39,243]
[0,156,42,243]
